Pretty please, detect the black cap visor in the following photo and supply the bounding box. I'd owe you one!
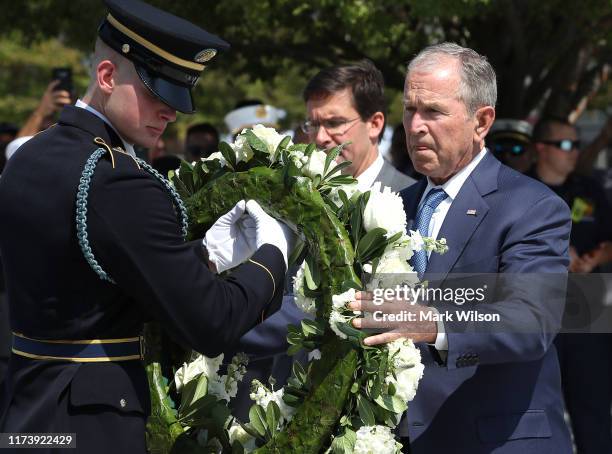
[135,64,195,114]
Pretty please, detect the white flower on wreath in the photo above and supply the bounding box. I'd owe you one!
[249,380,296,424]
[329,288,356,339]
[308,349,322,362]
[367,247,419,291]
[231,134,254,163]
[288,149,305,169]
[207,352,248,402]
[174,353,223,392]
[363,182,406,235]
[174,352,248,402]
[354,425,402,454]
[329,181,360,207]
[202,151,227,167]
[248,124,292,161]
[385,338,424,403]
[293,262,317,316]
[301,149,328,179]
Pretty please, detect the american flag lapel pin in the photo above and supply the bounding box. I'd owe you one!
[466,209,477,216]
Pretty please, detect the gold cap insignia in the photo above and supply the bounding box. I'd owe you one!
[255,105,268,118]
[194,48,217,63]
[122,43,130,54]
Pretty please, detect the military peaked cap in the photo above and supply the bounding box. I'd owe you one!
[99,0,230,113]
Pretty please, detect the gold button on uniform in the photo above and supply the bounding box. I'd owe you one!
[120,398,127,408]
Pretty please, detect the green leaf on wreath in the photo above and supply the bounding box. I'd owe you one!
[265,401,281,435]
[324,161,352,180]
[330,428,357,454]
[356,227,389,263]
[303,255,320,290]
[304,142,316,158]
[336,321,367,343]
[324,145,342,175]
[301,319,324,337]
[219,141,237,170]
[374,394,408,414]
[245,130,270,155]
[357,394,376,426]
[248,404,269,438]
[273,135,292,163]
[170,165,192,200]
[287,237,306,267]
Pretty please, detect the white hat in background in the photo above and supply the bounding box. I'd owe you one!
[224,104,286,135]
[5,136,33,161]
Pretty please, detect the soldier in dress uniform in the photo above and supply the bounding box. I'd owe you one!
[0,1,294,453]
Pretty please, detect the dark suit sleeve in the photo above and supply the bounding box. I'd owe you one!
[87,156,285,357]
[442,192,571,369]
[229,296,312,360]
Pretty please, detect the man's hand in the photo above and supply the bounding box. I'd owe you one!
[348,291,437,346]
[203,200,257,273]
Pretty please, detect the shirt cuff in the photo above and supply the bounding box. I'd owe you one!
[427,307,448,351]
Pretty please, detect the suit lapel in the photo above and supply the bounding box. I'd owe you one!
[374,160,389,185]
[425,153,500,282]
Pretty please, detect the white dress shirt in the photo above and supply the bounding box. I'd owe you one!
[75,99,136,158]
[416,147,488,351]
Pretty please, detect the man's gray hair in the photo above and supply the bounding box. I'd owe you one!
[407,42,497,115]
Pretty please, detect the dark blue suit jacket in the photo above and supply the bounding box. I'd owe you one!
[399,152,573,453]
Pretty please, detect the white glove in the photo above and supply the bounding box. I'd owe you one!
[245,200,296,268]
[203,200,257,273]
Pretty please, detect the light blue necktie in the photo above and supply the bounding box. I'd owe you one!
[411,188,448,277]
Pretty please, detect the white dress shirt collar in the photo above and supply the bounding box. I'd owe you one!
[421,147,488,204]
[356,151,384,192]
[75,99,136,157]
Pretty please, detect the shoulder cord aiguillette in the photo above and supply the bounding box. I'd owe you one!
[76,144,188,284]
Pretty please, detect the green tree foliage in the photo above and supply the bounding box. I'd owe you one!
[0,0,610,128]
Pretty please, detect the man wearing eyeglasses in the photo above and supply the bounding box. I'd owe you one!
[301,59,415,192]
[527,117,612,454]
[224,61,416,421]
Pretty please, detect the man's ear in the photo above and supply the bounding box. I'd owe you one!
[368,111,385,142]
[96,60,116,95]
[474,106,495,142]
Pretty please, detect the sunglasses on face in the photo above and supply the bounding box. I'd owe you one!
[493,142,527,156]
[539,139,581,151]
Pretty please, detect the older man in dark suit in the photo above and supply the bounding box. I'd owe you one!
[350,43,573,453]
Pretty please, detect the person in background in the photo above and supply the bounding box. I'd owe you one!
[4,79,72,162]
[528,117,612,454]
[225,60,416,422]
[575,116,612,176]
[487,118,534,173]
[184,122,219,161]
[302,59,415,192]
[224,100,287,140]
